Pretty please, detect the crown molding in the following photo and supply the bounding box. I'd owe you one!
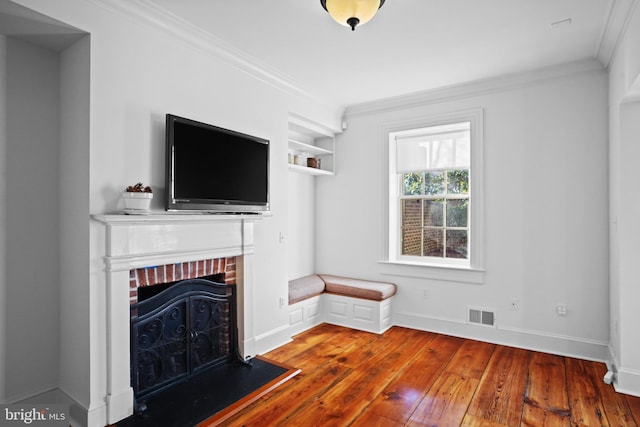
[87,0,340,112]
[596,0,639,68]
[344,59,605,119]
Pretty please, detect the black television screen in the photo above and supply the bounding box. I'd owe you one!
[165,114,269,213]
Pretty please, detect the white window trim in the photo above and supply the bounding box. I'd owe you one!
[379,108,485,284]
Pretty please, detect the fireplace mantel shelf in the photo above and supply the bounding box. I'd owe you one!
[93,212,269,225]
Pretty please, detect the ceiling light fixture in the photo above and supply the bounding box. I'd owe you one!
[320,0,385,31]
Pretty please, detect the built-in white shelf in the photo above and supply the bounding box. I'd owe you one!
[287,113,337,175]
[93,212,268,224]
[288,139,333,156]
[288,163,334,176]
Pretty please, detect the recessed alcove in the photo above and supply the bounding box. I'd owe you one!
[0,0,90,411]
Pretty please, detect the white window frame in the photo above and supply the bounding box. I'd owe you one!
[379,109,485,284]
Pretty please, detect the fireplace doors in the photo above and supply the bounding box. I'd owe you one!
[130,279,238,403]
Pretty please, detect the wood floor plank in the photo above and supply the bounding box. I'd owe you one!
[217,324,638,427]
[565,357,610,427]
[365,334,464,423]
[282,328,432,426]
[261,323,338,362]
[276,325,374,372]
[406,372,479,427]
[520,402,570,427]
[332,327,421,369]
[586,360,637,427]
[525,352,570,415]
[467,345,530,426]
[626,394,640,425]
[462,413,512,426]
[445,339,496,380]
[350,409,404,427]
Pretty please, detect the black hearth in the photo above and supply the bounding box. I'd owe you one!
[130,278,240,413]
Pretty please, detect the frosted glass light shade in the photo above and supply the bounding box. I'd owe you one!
[321,0,385,31]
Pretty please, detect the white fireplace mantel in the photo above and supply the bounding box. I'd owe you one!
[92,213,263,424]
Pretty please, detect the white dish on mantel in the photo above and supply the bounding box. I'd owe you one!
[123,208,151,215]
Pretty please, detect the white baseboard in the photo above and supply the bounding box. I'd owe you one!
[394,311,609,363]
[613,366,640,397]
[4,383,59,406]
[105,386,134,425]
[240,336,256,361]
[10,388,98,427]
[85,402,108,427]
[606,345,640,397]
[254,323,293,356]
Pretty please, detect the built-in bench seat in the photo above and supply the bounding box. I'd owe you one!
[288,274,326,304]
[288,274,396,335]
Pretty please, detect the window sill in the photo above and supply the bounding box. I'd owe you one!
[378,260,485,284]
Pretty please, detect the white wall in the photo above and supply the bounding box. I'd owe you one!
[6,0,341,424]
[83,11,292,421]
[608,2,640,395]
[5,37,61,401]
[0,34,7,405]
[58,35,90,412]
[287,172,316,280]
[318,62,609,360]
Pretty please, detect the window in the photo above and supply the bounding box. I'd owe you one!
[399,122,470,262]
[384,109,484,281]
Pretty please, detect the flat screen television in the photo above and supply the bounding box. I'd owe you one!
[165,114,270,213]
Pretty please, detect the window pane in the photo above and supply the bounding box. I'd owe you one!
[424,172,445,195]
[424,199,444,227]
[403,173,423,196]
[402,199,422,227]
[446,199,468,227]
[446,230,468,259]
[447,169,469,194]
[424,229,444,257]
[402,228,422,256]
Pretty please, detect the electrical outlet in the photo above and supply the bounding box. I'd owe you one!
[556,303,567,316]
[279,232,286,244]
[510,298,519,311]
[422,289,429,300]
[279,297,285,309]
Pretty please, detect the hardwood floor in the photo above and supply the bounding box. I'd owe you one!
[206,324,640,427]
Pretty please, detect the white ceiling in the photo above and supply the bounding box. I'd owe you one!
[146,0,614,109]
[0,0,617,109]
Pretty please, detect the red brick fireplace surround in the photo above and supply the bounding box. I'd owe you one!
[129,256,236,304]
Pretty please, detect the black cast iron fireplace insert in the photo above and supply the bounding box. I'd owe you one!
[130,278,242,413]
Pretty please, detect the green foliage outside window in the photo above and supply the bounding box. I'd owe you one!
[401,169,469,259]
[402,169,468,197]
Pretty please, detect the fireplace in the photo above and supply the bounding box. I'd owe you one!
[130,276,240,414]
[93,214,261,424]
